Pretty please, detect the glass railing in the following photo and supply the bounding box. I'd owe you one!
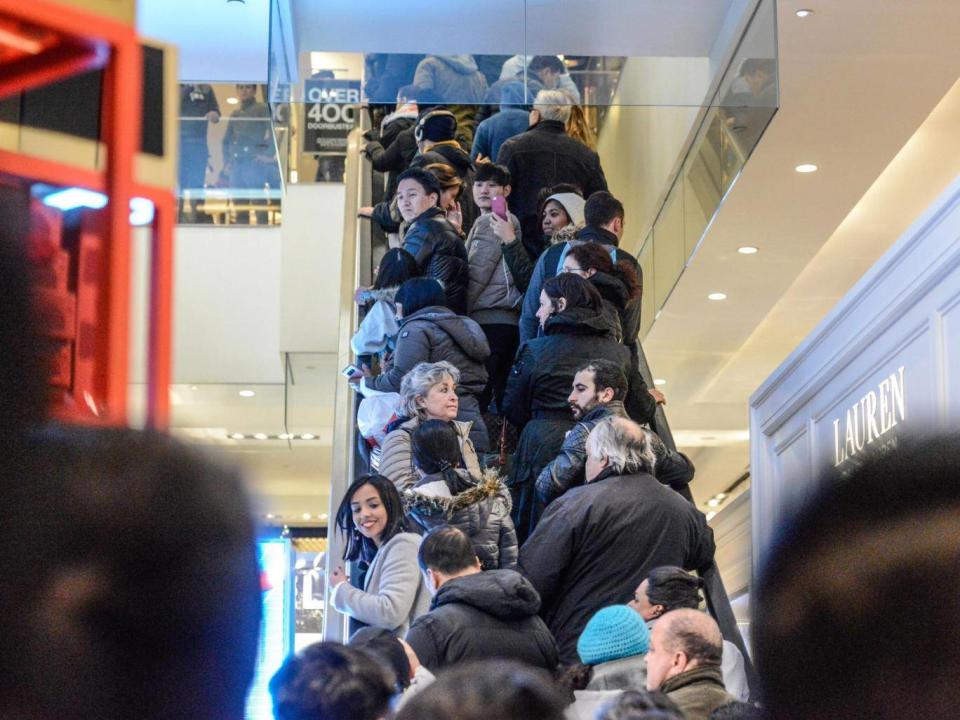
[633,0,777,338]
[178,83,283,225]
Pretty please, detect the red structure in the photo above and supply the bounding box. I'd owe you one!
[0,0,174,429]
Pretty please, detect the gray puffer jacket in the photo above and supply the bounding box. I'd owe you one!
[466,211,523,326]
[404,468,518,570]
[380,417,481,492]
[413,55,488,104]
[367,305,491,450]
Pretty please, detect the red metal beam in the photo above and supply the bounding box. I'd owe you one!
[0,41,104,98]
[145,188,174,430]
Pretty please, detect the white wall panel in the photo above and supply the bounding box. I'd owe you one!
[751,174,960,573]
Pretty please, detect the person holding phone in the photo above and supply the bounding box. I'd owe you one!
[464,163,524,415]
[330,474,430,636]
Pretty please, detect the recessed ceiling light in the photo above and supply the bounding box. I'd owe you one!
[795,163,818,173]
[253,433,268,440]
[706,511,717,522]
[190,385,199,391]
[654,378,667,386]
[230,432,245,440]
[795,8,813,17]
[278,432,291,440]
[238,389,256,398]
[266,513,275,519]
[707,498,721,508]
[302,513,312,520]
[320,513,329,521]
[708,292,727,301]
[300,433,316,440]
[737,246,759,255]
[226,96,239,104]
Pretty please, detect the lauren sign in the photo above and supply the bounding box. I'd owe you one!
[832,366,906,467]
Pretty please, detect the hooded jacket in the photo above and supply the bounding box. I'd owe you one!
[413,55,488,104]
[466,211,523,325]
[379,418,481,492]
[404,468,518,570]
[502,305,633,429]
[404,569,559,673]
[520,470,715,665]
[367,305,491,450]
[519,225,641,345]
[401,207,471,314]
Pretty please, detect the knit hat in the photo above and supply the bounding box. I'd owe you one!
[545,192,586,227]
[577,605,650,665]
[416,109,458,142]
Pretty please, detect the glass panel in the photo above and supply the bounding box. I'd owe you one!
[653,182,686,311]
[179,83,283,225]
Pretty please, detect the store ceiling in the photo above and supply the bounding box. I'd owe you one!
[640,0,960,513]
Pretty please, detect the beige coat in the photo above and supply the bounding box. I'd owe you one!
[378,417,482,491]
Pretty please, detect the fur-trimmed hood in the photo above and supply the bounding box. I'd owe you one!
[403,468,509,518]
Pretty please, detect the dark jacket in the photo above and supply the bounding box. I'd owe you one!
[536,401,696,513]
[364,53,424,104]
[504,306,654,429]
[367,305,491,450]
[519,226,640,345]
[661,665,736,720]
[404,569,559,673]
[404,469,518,570]
[365,119,418,200]
[412,141,479,235]
[502,304,631,542]
[519,470,715,665]
[401,207,470,315]
[496,120,607,239]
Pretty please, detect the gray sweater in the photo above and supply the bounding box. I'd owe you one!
[331,532,431,636]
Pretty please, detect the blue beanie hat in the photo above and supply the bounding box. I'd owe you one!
[577,605,650,665]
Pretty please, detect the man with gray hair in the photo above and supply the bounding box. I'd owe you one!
[520,417,715,664]
[496,88,607,241]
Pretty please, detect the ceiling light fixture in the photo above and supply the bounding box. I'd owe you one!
[302,513,312,520]
[230,433,245,440]
[226,96,239,105]
[654,378,667,386]
[706,511,717,522]
[190,385,199,391]
[737,246,759,255]
[320,513,329,521]
[238,390,256,398]
[278,433,291,440]
[795,163,818,173]
[253,433,268,440]
[300,433,316,440]
[707,498,721,508]
[708,292,727,301]
[795,8,813,17]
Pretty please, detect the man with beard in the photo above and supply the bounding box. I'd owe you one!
[535,360,693,519]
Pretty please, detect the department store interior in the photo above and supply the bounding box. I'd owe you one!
[2,1,960,719]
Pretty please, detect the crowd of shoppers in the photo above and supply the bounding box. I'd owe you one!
[4,130,959,720]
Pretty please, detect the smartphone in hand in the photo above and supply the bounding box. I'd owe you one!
[491,195,508,221]
[341,364,362,378]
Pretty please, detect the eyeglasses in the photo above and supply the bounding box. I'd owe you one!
[563,265,586,274]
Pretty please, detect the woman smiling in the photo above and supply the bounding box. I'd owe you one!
[330,474,430,635]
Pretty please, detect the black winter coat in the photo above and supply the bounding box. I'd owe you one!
[404,469,518,571]
[366,120,417,200]
[496,120,607,240]
[520,470,715,665]
[412,141,479,235]
[401,207,470,315]
[502,305,631,542]
[404,569,559,673]
[367,305,491,450]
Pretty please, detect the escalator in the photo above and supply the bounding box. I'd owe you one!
[326,118,759,699]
